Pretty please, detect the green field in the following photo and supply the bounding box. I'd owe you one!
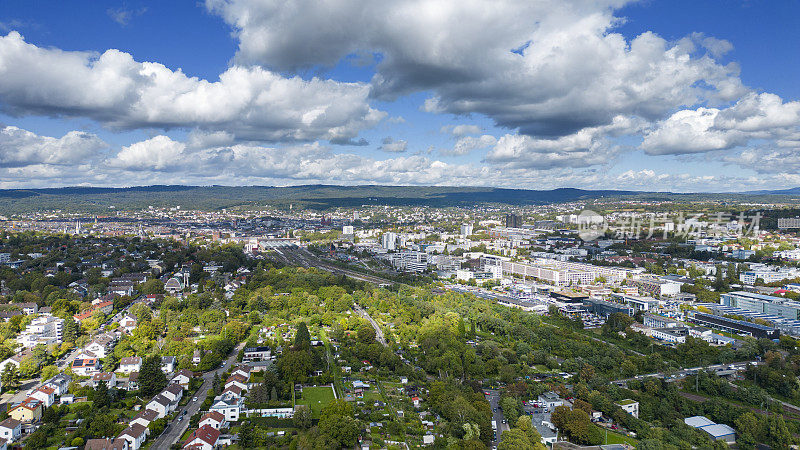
[297,386,336,417]
[599,426,639,446]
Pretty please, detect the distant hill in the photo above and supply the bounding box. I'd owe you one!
[738,187,800,195]
[0,184,797,214]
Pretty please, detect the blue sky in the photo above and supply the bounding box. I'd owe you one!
[0,0,799,191]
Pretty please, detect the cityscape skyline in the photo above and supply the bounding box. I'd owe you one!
[1,1,799,192]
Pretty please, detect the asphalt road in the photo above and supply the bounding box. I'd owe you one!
[149,342,245,449]
[485,389,508,447]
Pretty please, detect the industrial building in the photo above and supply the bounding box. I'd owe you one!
[688,310,780,340]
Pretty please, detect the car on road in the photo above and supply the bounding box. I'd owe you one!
[193,397,198,401]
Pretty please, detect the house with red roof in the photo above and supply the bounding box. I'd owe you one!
[183,424,220,450]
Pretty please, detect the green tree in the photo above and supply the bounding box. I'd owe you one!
[318,400,360,448]
[357,322,376,344]
[1,364,19,392]
[138,355,167,397]
[500,396,520,424]
[294,404,312,429]
[62,317,78,343]
[294,322,311,351]
[280,349,312,384]
[91,380,110,409]
[735,412,760,450]
[515,416,546,450]
[498,428,534,450]
[140,279,165,295]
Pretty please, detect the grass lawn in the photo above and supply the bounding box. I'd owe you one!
[297,386,336,418]
[598,427,639,446]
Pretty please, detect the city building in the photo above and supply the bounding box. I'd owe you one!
[643,314,680,329]
[721,291,800,320]
[632,277,682,297]
[689,310,780,339]
[381,232,397,251]
[505,213,522,228]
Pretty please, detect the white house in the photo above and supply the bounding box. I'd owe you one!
[161,356,176,374]
[171,369,193,389]
[162,383,184,403]
[131,409,159,431]
[0,418,21,443]
[44,373,71,396]
[71,357,100,376]
[29,386,56,408]
[118,357,142,374]
[198,411,227,430]
[616,399,640,418]
[92,372,117,388]
[117,423,147,450]
[145,395,171,418]
[210,393,245,422]
[119,315,137,333]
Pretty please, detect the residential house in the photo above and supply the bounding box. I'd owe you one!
[210,393,245,422]
[222,385,243,398]
[198,411,227,430]
[162,383,184,404]
[242,346,271,362]
[145,395,172,418]
[117,423,148,450]
[44,373,72,395]
[131,409,159,431]
[183,424,220,450]
[616,399,639,418]
[18,302,38,315]
[161,356,176,374]
[8,397,43,423]
[92,372,117,388]
[225,374,248,392]
[171,369,193,389]
[85,333,116,358]
[119,315,137,333]
[118,357,142,374]
[29,386,56,407]
[231,365,250,380]
[0,349,32,374]
[126,372,140,391]
[0,418,21,443]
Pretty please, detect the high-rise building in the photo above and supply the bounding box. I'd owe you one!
[778,217,800,229]
[460,224,474,237]
[505,213,522,228]
[381,232,397,251]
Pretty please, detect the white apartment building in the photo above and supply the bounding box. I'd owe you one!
[740,264,800,284]
[500,258,631,287]
[16,314,63,348]
[381,251,428,273]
